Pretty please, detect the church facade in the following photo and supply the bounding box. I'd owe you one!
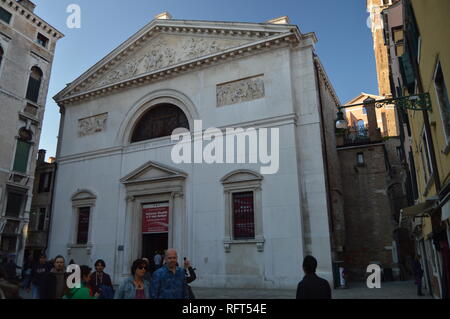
[49,14,340,289]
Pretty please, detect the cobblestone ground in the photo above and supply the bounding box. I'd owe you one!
[19,280,433,299]
[191,280,433,299]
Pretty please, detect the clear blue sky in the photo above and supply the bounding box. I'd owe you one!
[33,0,378,157]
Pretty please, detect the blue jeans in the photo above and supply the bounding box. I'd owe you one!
[31,284,40,299]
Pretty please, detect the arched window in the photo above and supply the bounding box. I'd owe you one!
[26,66,43,103]
[131,103,189,143]
[357,120,366,136]
[13,128,33,173]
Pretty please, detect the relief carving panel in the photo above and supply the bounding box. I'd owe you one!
[78,113,108,137]
[90,35,251,90]
[217,75,265,107]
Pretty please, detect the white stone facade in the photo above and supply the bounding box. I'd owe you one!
[49,17,339,289]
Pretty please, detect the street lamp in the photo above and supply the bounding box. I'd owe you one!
[335,110,348,130]
[335,93,432,130]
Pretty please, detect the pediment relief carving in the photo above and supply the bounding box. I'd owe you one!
[72,190,97,201]
[121,161,187,185]
[221,169,264,184]
[87,34,252,91]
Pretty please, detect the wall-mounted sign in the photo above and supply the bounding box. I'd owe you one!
[142,202,169,234]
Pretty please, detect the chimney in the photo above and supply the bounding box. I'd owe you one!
[38,149,46,164]
[17,0,36,12]
[364,97,382,142]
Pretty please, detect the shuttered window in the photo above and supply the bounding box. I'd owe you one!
[0,7,12,24]
[232,192,255,239]
[13,140,31,173]
[77,207,90,245]
[26,67,42,103]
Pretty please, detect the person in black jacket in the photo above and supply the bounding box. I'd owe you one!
[29,254,52,299]
[40,255,69,299]
[296,255,332,299]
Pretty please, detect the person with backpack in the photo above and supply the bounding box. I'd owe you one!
[88,259,114,299]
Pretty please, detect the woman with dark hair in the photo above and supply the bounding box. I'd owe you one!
[89,259,113,298]
[114,259,150,299]
[64,265,97,299]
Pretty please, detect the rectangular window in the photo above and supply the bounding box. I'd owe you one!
[232,192,255,239]
[13,140,31,173]
[5,192,24,218]
[421,130,433,185]
[38,172,52,193]
[29,209,37,230]
[434,61,450,142]
[362,107,367,115]
[3,220,20,235]
[0,236,17,254]
[36,33,49,48]
[0,7,12,24]
[77,207,90,245]
[37,208,46,231]
[357,153,365,166]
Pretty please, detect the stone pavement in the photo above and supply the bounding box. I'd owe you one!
[19,280,433,299]
[191,280,433,299]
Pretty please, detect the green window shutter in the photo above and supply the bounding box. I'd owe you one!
[13,141,31,173]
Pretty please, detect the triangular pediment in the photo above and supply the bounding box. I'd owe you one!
[121,161,187,185]
[54,19,300,103]
[344,93,385,106]
[87,33,252,91]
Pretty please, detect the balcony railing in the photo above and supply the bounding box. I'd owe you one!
[343,126,371,145]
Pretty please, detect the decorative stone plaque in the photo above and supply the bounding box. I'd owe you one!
[78,113,108,137]
[217,75,265,107]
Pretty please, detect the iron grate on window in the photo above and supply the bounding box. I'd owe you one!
[232,192,255,240]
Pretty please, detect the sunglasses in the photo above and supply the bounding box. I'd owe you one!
[137,266,147,270]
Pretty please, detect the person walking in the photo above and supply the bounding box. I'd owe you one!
[29,254,52,299]
[4,257,21,282]
[142,258,153,283]
[40,255,69,299]
[88,259,114,298]
[411,255,425,296]
[153,251,162,270]
[114,259,151,299]
[21,256,33,290]
[65,265,98,299]
[184,257,196,299]
[0,266,21,299]
[296,255,332,299]
[150,248,188,299]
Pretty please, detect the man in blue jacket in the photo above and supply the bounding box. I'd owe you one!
[150,248,187,299]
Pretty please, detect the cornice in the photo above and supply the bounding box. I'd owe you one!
[313,55,341,108]
[0,0,64,39]
[56,31,299,106]
[54,18,302,104]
